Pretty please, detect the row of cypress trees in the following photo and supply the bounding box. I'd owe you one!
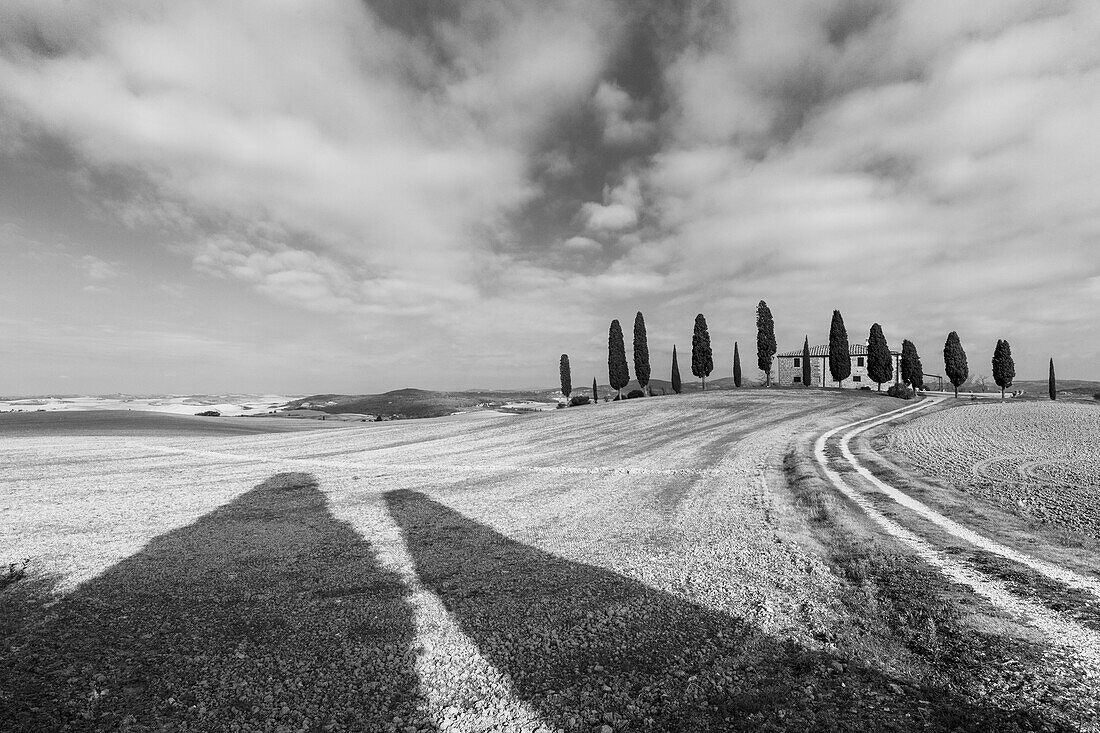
[560,306,1056,402]
[564,311,716,401]
[571,303,786,399]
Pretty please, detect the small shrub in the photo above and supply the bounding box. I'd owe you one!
[626,389,645,399]
[1093,393,1100,401]
[859,386,871,391]
[886,383,915,400]
[196,410,221,417]
[569,395,590,406]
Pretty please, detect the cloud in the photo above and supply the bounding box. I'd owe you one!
[0,0,618,313]
[192,234,475,316]
[3,1,1100,389]
[563,236,602,251]
[634,0,1100,376]
[579,175,643,233]
[79,254,118,281]
[592,81,657,147]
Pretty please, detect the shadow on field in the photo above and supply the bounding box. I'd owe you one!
[0,473,435,733]
[385,489,1068,733]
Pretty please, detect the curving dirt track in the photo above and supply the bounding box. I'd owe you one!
[816,398,1100,729]
[2,392,1099,731]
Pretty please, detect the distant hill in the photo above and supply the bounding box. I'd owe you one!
[284,376,767,420]
[1010,379,1100,401]
[283,387,556,419]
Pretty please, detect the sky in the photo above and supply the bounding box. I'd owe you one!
[1,0,1098,395]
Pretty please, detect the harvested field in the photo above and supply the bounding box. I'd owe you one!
[1,392,1096,731]
[884,402,1100,536]
[0,410,350,437]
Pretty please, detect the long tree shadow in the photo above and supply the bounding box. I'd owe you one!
[0,473,435,733]
[385,489,1070,732]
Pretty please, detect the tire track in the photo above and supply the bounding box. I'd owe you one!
[825,401,1100,599]
[814,397,1100,678]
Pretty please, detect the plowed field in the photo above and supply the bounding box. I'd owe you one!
[884,402,1100,536]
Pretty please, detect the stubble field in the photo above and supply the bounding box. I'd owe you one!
[1,393,1097,732]
[883,401,1100,537]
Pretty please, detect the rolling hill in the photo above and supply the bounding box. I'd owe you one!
[282,388,557,419]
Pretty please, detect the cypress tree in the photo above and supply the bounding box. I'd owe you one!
[991,340,1015,401]
[633,311,651,396]
[801,336,811,387]
[900,339,923,390]
[1049,358,1057,400]
[943,331,969,398]
[828,310,851,387]
[867,323,893,391]
[671,345,682,394]
[733,342,742,388]
[691,313,713,390]
[756,300,777,386]
[559,354,571,398]
[608,319,630,399]
[592,377,598,404]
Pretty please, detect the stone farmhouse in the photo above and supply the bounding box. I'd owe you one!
[776,343,902,389]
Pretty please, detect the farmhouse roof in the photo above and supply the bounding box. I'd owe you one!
[777,344,901,358]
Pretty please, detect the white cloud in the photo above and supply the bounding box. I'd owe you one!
[79,255,118,281]
[0,0,618,315]
[563,236,602,250]
[640,0,1100,377]
[3,1,1100,388]
[579,175,643,233]
[592,81,656,147]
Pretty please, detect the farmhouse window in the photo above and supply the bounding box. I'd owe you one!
[793,375,801,383]
[857,356,865,366]
[853,375,862,382]
[793,357,800,367]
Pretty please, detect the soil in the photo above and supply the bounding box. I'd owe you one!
[2,391,1096,731]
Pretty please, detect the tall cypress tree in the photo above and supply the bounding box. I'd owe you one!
[732,342,742,388]
[867,323,893,391]
[633,311,651,397]
[828,310,851,387]
[671,345,682,394]
[592,377,598,404]
[608,319,630,399]
[900,339,923,390]
[691,313,713,390]
[991,339,1015,401]
[801,336,811,387]
[559,354,571,398]
[756,300,777,387]
[1049,358,1057,400]
[943,331,969,398]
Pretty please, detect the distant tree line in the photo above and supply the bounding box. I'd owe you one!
[557,301,1055,404]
